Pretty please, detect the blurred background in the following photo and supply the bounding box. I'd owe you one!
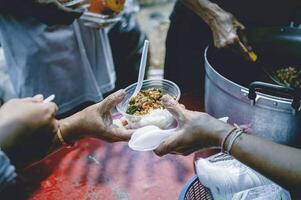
[0,0,176,102]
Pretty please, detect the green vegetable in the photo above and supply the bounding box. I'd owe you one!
[126,105,137,115]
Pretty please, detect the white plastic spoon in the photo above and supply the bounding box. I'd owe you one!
[128,117,229,152]
[128,125,177,151]
[131,40,150,98]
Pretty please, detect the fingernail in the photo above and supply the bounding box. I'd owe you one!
[34,94,44,101]
[116,90,125,99]
[162,95,173,106]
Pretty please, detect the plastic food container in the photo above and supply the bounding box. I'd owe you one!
[116,79,181,124]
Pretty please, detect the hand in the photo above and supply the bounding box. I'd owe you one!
[60,90,133,143]
[154,95,233,156]
[209,8,247,49]
[0,96,59,166]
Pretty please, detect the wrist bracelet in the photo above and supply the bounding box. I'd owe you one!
[221,127,237,153]
[226,129,244,154]
[56,127,68,146]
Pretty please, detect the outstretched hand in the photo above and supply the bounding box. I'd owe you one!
[60,90,133,143]
[154,95,233,156]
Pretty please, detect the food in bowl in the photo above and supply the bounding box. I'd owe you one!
[126,88,163,115]
[116,79,181,129]
[275,66,301,88]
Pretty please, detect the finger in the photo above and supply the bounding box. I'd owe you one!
[101,90,126,112]
[103,128,133,142]
[161,95,186,125]
[234,20,245,31]
[237,29,253,52]
[154,132,181,157]
[45,102,59,115]
[110,128,134,141]
[33,94,44,102]
[22,97,42,103]
[179,104,185,109]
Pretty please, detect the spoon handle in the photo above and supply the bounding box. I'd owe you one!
[132,40,150,97]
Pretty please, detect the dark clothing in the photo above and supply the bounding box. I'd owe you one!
[164,1,301,95]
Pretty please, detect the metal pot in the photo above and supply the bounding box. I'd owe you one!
[204,27,301,147]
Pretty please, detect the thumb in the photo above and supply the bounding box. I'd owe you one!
[154,132,180,157]
[101,90,126,112]
[161,95,186,126]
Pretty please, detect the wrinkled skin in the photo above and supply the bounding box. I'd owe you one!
[182,0,251,54]
[61,90,134,143]
[154,95,233,156]
[0,90,133,167]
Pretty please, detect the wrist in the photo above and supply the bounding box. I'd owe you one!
[205,3,232,27]
[191,114,234,147]
[203,115,234,146]
[211,120,234,147]
[58,113,83,143]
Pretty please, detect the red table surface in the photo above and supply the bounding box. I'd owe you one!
[23,138,194,200]
[9,94,203,200]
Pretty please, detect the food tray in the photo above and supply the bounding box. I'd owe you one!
[178,176,213,200]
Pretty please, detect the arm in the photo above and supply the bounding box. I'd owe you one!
[0,90,132,168]
[155,95,301,196]
[180,0,250,51]
[228,132,301,194]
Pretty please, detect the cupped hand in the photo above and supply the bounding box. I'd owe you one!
[154,95,233,157]
[60,90,133,143]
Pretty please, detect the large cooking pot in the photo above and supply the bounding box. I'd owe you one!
[204,27,301,147]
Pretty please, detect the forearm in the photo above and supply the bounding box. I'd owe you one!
[225,132,301,194]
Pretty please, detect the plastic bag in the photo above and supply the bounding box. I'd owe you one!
[232,184,291,200]
[195,153,273,200]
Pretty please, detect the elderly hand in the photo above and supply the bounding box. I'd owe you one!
[209,8,246,49]
[0,96,59,166]
[60,90,133,143]
[182,0,250,54]
[154,95,233,156]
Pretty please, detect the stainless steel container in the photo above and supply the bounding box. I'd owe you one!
[204,31,301,147]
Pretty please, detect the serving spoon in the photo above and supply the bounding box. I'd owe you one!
[131,40,150,98]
